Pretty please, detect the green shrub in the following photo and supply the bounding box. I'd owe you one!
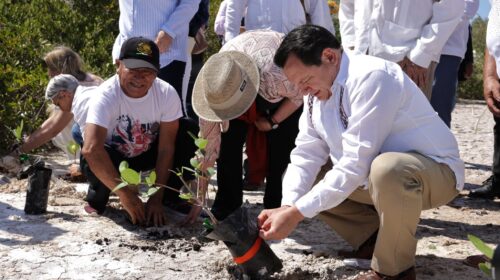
[0,0,118,153]
[457,18,487,100]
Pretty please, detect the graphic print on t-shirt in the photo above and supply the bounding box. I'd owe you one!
[111,115,160,158]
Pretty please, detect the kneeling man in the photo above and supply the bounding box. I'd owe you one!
[258,25,464,280]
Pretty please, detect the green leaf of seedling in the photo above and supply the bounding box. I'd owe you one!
[121,168,141,185]
[119,161,129,173]
[147,187,159,197]
[179,193,193,200]
[66,140,80,156]
[190,158,200,168]
[145,171,157,186]
[478,262,492,278]
[113,181,128,193]
[13,120,23,141]
[202,218,214,230]
[468,234,494,259]
[194,138,208,150]
[206,167,216,177]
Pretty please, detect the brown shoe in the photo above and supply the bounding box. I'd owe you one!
[338,231,377,259]
[355,267,416,280]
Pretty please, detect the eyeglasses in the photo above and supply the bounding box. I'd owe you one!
[51,93,63,106]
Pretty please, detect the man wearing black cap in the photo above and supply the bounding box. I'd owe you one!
[81,37,195,226]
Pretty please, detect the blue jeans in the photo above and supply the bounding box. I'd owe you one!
[72,123,83,146]
[430,55,462,127]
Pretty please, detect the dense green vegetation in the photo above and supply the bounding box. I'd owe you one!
[0,0,488,153]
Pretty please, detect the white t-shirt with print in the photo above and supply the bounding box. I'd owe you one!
[72,85,98,134]
[86,75,182,158]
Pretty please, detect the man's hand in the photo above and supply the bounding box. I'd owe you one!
[118,189,146,225]
[254,116,273,132]
[146,196,168,227]
[398,57,427,88]
[155,30,173,54]
[257,205,304,240]
[484,77,500,117]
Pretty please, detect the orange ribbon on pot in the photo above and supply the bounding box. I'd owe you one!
[233,237,263,264]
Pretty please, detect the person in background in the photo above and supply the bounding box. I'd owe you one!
[469,0,500,199]
[182,0,210,121]
[192,30,303,222]
[223,0,334,42]
[339,0,464,100]
[257,25,464,280]
[431,0,479,127]
[43,46,104,157]
[9,75,97,164]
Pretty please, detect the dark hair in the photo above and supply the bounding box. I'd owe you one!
[274,25,341,68]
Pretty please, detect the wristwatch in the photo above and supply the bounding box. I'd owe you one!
[266,115,279,130]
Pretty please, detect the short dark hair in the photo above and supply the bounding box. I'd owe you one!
[274,25,341,68]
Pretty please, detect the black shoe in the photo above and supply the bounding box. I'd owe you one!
[469,176,500,199]
[338,230,377,260]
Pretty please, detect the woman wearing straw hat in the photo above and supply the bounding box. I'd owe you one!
[191,30,303,222]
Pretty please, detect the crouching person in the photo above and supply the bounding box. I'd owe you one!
[257,25,465,280]
[81,37,196,226]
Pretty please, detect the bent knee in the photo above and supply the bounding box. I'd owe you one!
[370,152,422,192]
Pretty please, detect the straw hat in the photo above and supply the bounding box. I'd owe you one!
[192,51,260,121]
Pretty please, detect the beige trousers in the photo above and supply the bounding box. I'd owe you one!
[318,152,458,276]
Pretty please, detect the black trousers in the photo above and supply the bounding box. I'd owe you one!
[211,107,303,220]
[81,118,198,213]
[493,116,500,181]
[158,60,187,116]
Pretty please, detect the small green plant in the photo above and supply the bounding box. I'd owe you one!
[468,234,494,277]
[113,133,218,226]
[66,140,80,163]
[8,120,24,143]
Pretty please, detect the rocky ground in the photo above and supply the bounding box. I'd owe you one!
[0,101,499,280]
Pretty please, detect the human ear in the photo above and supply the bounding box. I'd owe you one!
[321,48,337,64]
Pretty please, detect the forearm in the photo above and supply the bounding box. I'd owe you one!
[82,146,122,192]
[484,48,498,82]
[21,112,71,153]
[151,149,174,202]
[271,99,301,124]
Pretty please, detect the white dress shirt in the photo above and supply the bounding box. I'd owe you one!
[339,0,464,67]
[487,0,500,78]
[224,0,335,42]
[281,53,465,218]
[112,0,200,68]
[441,0,479,58]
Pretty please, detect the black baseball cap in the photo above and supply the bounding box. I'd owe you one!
[119,37,160,72]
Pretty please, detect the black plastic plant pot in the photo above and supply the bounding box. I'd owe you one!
[24,166,52,215]
[205,206,283,279]
[493,245,500,280]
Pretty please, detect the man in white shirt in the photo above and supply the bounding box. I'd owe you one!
[339,0,464,100]
[224,0,335,42]
[83,37,195,226]
[258,25,464,280]
[112,0,200,116]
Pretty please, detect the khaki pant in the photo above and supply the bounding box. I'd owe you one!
[318,152,458,276]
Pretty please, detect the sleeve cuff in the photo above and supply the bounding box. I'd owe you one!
[408,45,434,68]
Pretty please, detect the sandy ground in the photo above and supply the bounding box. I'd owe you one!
[1,101,499,280]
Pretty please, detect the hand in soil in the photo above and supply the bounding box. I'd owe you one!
[180,204,202,226]
[146,198,167,227]
[119,190,146,225]
[258,205,304,240]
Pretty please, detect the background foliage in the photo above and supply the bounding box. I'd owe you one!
[0,0,487,153]
[0,0,119,152]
